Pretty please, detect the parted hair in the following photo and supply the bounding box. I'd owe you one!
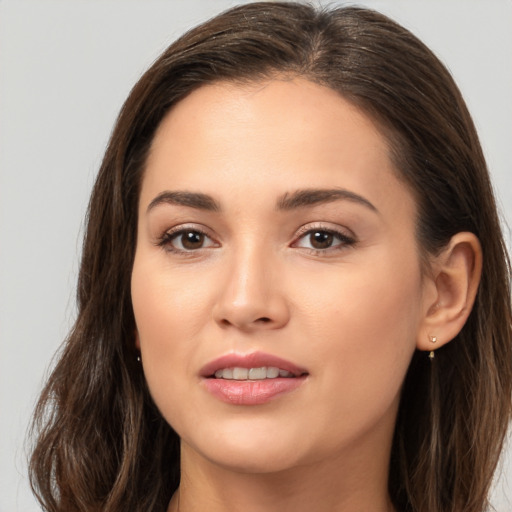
[29,3,512,512]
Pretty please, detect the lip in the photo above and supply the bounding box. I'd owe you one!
[200,351,308,378]
[200,351,308,406]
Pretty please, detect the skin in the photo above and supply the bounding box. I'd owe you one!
[131,78,481,512]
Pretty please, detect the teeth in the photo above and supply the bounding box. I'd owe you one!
[248,367,266,379]
[267,367,279,378]
[232,367,248,380]
[215,368,233,379]
[214,366,294,380]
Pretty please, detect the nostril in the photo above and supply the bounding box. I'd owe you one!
[256,317,271,323]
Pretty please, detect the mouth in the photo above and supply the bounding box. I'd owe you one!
[212,366,296,380]
[200,351,308,379]
[200,352,308,405]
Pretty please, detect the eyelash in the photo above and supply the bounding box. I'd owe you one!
[156,225,356,256]
[156,225,217,255]
[292,225,357,255]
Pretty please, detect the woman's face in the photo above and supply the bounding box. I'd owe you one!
[131,79,431,473]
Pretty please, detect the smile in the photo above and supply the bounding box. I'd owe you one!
[201,352,308,405]
[213,367,294,380]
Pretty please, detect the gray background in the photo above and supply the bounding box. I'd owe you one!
[1,1,511,511]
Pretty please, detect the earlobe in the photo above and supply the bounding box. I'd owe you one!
[135,330,141,350]
[417,232,482,352]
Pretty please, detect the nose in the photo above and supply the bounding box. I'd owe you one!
[212,247,290,331]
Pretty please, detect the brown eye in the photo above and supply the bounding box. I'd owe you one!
[162,228,217,252]
[309,231,334,249]
[293,227,356,252]
[179,231,205,250]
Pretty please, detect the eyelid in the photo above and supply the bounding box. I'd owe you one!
[291,222,357,251]
[294,222,356,240]
[156,223,220,253]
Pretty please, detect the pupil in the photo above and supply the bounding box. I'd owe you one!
[311,231,333,249]
[182,231,204,249]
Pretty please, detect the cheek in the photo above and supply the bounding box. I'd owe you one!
[131,252,211,343]
[297,257,421,345]
[131,256,211,420]
[293,250,422,427]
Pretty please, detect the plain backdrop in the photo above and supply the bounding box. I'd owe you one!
[1,1,511,511]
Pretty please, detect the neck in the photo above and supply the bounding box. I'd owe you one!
[168,434,396,512]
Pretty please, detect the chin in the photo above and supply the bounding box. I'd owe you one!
[181,420,313,474]
[202,445,308,475]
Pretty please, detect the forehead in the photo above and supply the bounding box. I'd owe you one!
[141,78,415,221]
[149,78,388,162]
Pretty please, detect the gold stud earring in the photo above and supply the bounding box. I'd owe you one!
[428,335,437,360]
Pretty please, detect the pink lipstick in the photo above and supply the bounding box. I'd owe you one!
[200,351,308,405]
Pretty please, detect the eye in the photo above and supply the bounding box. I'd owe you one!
[159,228,217,252]
[293,228,355,251]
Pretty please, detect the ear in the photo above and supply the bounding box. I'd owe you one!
[416,232,482,352]
[135,329,141,350]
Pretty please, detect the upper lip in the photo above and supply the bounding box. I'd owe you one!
[200,351,308,378]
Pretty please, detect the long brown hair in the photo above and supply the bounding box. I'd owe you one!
[29,3,512,511]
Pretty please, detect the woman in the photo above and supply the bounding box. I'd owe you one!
[29,3,512,512]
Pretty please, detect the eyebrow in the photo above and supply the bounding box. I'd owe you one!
[147,191,221,213]
[276,188,378,213]
[146,187,378,215]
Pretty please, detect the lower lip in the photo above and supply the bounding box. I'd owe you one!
[202,377,306,405]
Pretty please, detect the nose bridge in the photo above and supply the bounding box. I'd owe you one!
[213,237,288,330]
[232,240,270,305]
